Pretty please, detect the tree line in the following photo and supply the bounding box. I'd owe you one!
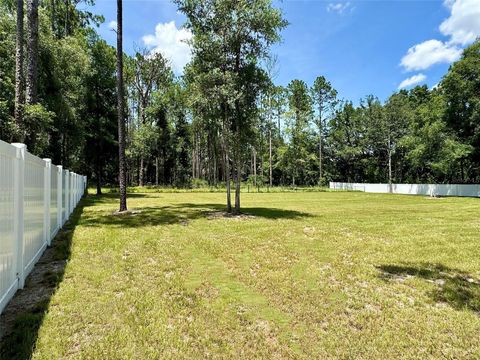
[0,0,479,213]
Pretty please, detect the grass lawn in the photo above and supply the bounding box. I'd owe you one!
[3,191,480,359]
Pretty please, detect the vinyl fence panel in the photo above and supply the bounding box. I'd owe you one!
[0,140,86,314]
[330,182,480,197]
[0,141,19,313]
[23,152,47,277]
[50,163,59,239]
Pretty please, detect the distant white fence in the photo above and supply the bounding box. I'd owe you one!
[330,182,480,197]
[0,140,87,314]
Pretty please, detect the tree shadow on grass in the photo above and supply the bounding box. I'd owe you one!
[377,263,480,314]
[80,202,312,228]
[176,203,312,220]
[0,200,86,360]
[81,193,148,207]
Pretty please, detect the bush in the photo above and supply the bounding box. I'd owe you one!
[191,178,210,189]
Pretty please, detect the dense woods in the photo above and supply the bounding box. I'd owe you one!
[0,0,479,211]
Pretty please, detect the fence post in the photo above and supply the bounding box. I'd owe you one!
[57,165,62,232]
[68,172,71,215]
[70,172,73,214]
[76,175,78,203]
[65,170,70,219]
[73,174,76,206]
[12,143,26,289]
[70,173,74,213]
[66,170,69,222]
[43,159,52,246]
[75,174,78,204]
[72,173,75,207]
[75,174,77,204]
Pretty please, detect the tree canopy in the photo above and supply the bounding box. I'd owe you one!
[0,0,479,210]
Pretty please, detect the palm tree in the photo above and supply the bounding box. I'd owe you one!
[117,0,127,211]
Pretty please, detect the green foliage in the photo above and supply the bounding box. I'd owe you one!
[191,178,210,189]
[131,122,158,159]
[442,40,480,180]
[311,75,337,126]
[328,101,366,182]
[1,0,480,192]
[23,103,54,154]
[83,37,118,190]
[283,80,313,184]
[0,0,121,189]
[178,0,287,210]
[0,100,15,140]
[400,91,472,182]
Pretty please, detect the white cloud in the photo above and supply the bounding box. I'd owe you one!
[400,0,480,72]
[326,2,352,14]
[108,20,117,31]
[142,21,192,73]
[398,73,427,89]
[439,0,480,45]
[400,39,462,71]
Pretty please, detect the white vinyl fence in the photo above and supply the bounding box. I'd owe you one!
[0,140,87,314]
[330,182,480,197]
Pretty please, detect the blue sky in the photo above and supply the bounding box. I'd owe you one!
[85,0,480,104]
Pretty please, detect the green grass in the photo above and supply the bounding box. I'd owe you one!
[7,191,480,359]
[113,185,335,194]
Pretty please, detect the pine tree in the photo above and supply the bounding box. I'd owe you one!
[117,0,127,211]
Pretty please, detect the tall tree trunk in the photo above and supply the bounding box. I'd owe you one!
[208,136,213,184]
[269,128,272,187]
[26,0,39,105]
[388,151,392,191]
[233,47,242,214]
[234,123,241,214]
[221,110,231,213]
[117,0,127,211]
[268,93,273,188]
[318,107,323,186]
[388,135,392,193]
[260,151,263,186]
[318,127,323,185]
[162,147,167,184]
[96,164,102,195]
[50,0,56,35]
[192,145,196,178]
[234,152,241,213]
[197,136,201,179]
[213,144,217,185]
[253,147,257,187]
[277,114,281,140]
[225,151,232,212]
[139,156,144,187]
[15,0,25,141]
[155,157,159,185]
